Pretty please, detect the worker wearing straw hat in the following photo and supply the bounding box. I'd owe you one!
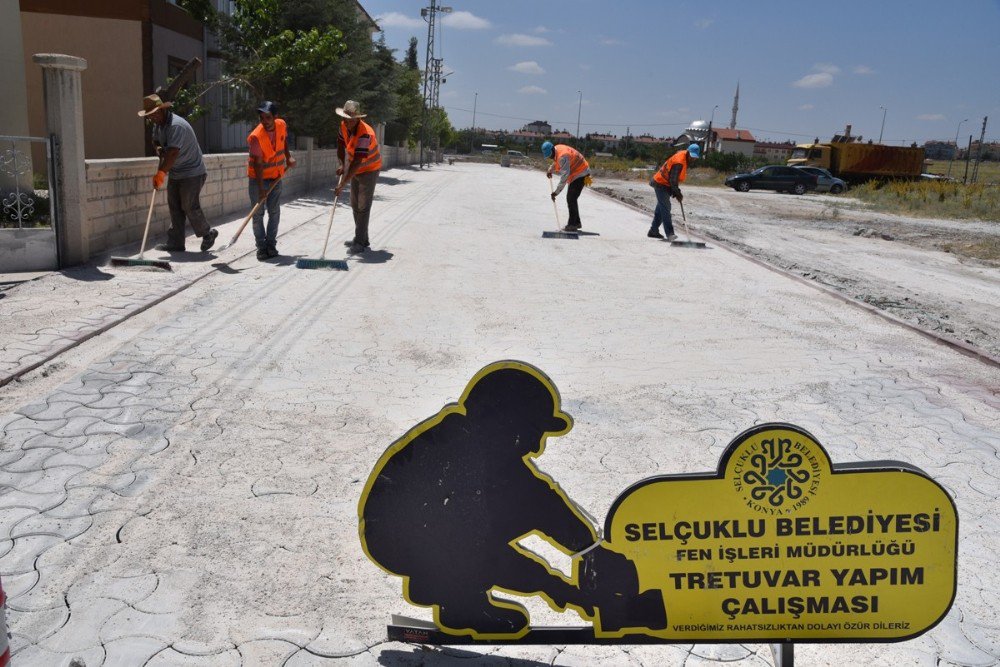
[335,100,382,255]
[138,94,217,253]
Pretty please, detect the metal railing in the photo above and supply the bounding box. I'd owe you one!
[0,134,58,232]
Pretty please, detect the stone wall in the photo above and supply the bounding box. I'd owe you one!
[84,144,427,256]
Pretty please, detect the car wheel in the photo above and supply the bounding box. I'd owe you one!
[736,182,750,192]
[830,184,844,194]
[792,183,807,195]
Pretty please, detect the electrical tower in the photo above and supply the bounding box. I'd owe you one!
[419,1,451,168]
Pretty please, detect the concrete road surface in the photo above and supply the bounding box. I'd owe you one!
[1,163,998,665]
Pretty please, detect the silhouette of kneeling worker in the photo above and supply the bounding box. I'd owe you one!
[359,361,667,637]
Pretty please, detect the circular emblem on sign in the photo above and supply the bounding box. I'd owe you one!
[731,434,822,515]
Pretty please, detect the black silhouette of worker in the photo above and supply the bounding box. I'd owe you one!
[359,363,599,635]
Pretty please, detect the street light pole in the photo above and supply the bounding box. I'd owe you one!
[878,106,887,144]
[576,90,582,143]
[471,91,478,154]
[947,118,967,178]
[707,104,718,154]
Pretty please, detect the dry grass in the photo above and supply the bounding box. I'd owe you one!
[849,180,999,222]
[941,238,1000,262]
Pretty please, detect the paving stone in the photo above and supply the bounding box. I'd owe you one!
[236,639,302,665]
[100,606,186,644]
[146,648,242,666]
[103,636,170,667]
[38,595,126,653]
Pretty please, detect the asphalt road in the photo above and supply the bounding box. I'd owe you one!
[1,163,998,665]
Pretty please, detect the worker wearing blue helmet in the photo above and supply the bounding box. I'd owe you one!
[648,143,700,240]
[542,141,590,232]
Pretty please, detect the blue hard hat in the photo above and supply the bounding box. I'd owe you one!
[541,141,554,158]
[688,143,701,159]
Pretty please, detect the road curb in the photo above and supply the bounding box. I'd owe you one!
[589,186,1000,369]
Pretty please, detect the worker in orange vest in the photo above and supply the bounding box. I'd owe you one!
[542,141,591,231]
[335,100,383,255]
[648,143,700,240]
[248,101,295,260]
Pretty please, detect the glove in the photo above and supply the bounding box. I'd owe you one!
[584,175,593,187]
[546,171,552,179]
[670,186,682,201]
[551,192,558,201]
[287,156,297,169]
[153,170,166,189]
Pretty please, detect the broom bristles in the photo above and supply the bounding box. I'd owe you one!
[295,257,348,271]
[109,257,172,270]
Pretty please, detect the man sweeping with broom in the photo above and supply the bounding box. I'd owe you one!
[335,100,381,255]
[248,101,295,261]
[542,141,590,232]
[648,142,700,241]
[140,94,218,253]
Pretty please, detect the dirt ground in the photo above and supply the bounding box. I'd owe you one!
[594,179,1000,360]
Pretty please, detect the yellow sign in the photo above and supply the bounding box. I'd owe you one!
[602,423,957,641]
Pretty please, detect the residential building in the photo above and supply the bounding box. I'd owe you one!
[587,133,620,150]
[522,120,551,134]
[753,141,796,162]
[923,141,957,160]
[509,130,544,145]
[709,127,756,157]
[551,131,574,142]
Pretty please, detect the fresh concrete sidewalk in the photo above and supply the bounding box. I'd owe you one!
[0,162,997,665]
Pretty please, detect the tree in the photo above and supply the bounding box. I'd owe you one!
[405,37,419,70]
[178,0,398,145]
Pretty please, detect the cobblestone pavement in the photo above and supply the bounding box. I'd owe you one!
[0,163,998,666]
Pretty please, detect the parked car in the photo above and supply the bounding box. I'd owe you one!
[725,165,818,195]
[794,166,846,194]
[506,150,527,159]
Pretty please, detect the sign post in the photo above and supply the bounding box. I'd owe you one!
[360,361,958,658]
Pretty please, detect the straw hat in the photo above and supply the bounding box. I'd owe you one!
[335,100,367,119]
[138,94,172,117]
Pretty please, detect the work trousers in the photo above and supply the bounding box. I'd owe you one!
[650,180,675,237]
[565,177,585,228]
[249,178,282,249]
[166,173,211,247]
[350,170,379,247]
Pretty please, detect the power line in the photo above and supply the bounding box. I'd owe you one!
[444,106,690,128]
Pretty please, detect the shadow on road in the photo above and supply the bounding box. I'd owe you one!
[378,648,549,666]
[353,249,393,265]
[62,266,115,282]
[210,262,243,275]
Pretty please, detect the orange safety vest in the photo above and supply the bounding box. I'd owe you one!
[340,120,383,174]
[247,118,288,179]
[553,144,589,182]
[653,150,688,186]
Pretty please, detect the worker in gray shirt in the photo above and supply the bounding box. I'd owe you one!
[138,94,217,252]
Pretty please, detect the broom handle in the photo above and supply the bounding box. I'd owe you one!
[319,196,337,260]
[226,176,283,246]
[678,198,690,238]
[547,174,560,229]
[138,187,158,260]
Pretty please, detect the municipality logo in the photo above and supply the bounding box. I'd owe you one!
[733,435,819,514]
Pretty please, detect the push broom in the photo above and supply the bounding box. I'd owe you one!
[109,188,172,270]
[669,199,707,249]
[295,195,348,270]
[216,176,284,252]
[541,175,578,240]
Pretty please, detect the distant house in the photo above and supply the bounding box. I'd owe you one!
[634,134,671,147]
[588,133,620,150]
[551,131,574,141]
[522,120,552,134]
[753,141,796,162]
[709,128,756,157]
[509,130,544,145]
[923,141,958,160]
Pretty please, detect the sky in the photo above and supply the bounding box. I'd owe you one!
[363,0,1000,146]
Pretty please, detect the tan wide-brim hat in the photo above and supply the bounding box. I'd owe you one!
[335,99,366,119]
[138,94,172,117]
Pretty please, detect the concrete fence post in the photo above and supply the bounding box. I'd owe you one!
[304,137,314,191]
[33,53,88,267]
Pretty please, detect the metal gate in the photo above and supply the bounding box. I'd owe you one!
[0,134,60,272]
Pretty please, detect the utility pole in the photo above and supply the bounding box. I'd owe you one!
[963,135,972,184]
[947,118,967,178]
[971,116,988,183]
[878,106,887,144]
[707,104,718,154]
[576,90,582,143]
[419,0,452,168]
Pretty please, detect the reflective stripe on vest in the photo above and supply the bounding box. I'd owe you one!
[247,118,288,179]
[341,120,382,174]
[553,145,589,182]
[653,150,688,186]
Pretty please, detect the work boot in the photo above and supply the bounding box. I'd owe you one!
[266,245,279,258]
[647,229,664,239]
[200,229,219,251]
[347,242,368,255]
[563,224,582,232]
[665,234,678,242]
[256,248,269,261]
[156,243,185,252]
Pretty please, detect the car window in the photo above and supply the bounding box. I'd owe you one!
[752,168,766,175]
